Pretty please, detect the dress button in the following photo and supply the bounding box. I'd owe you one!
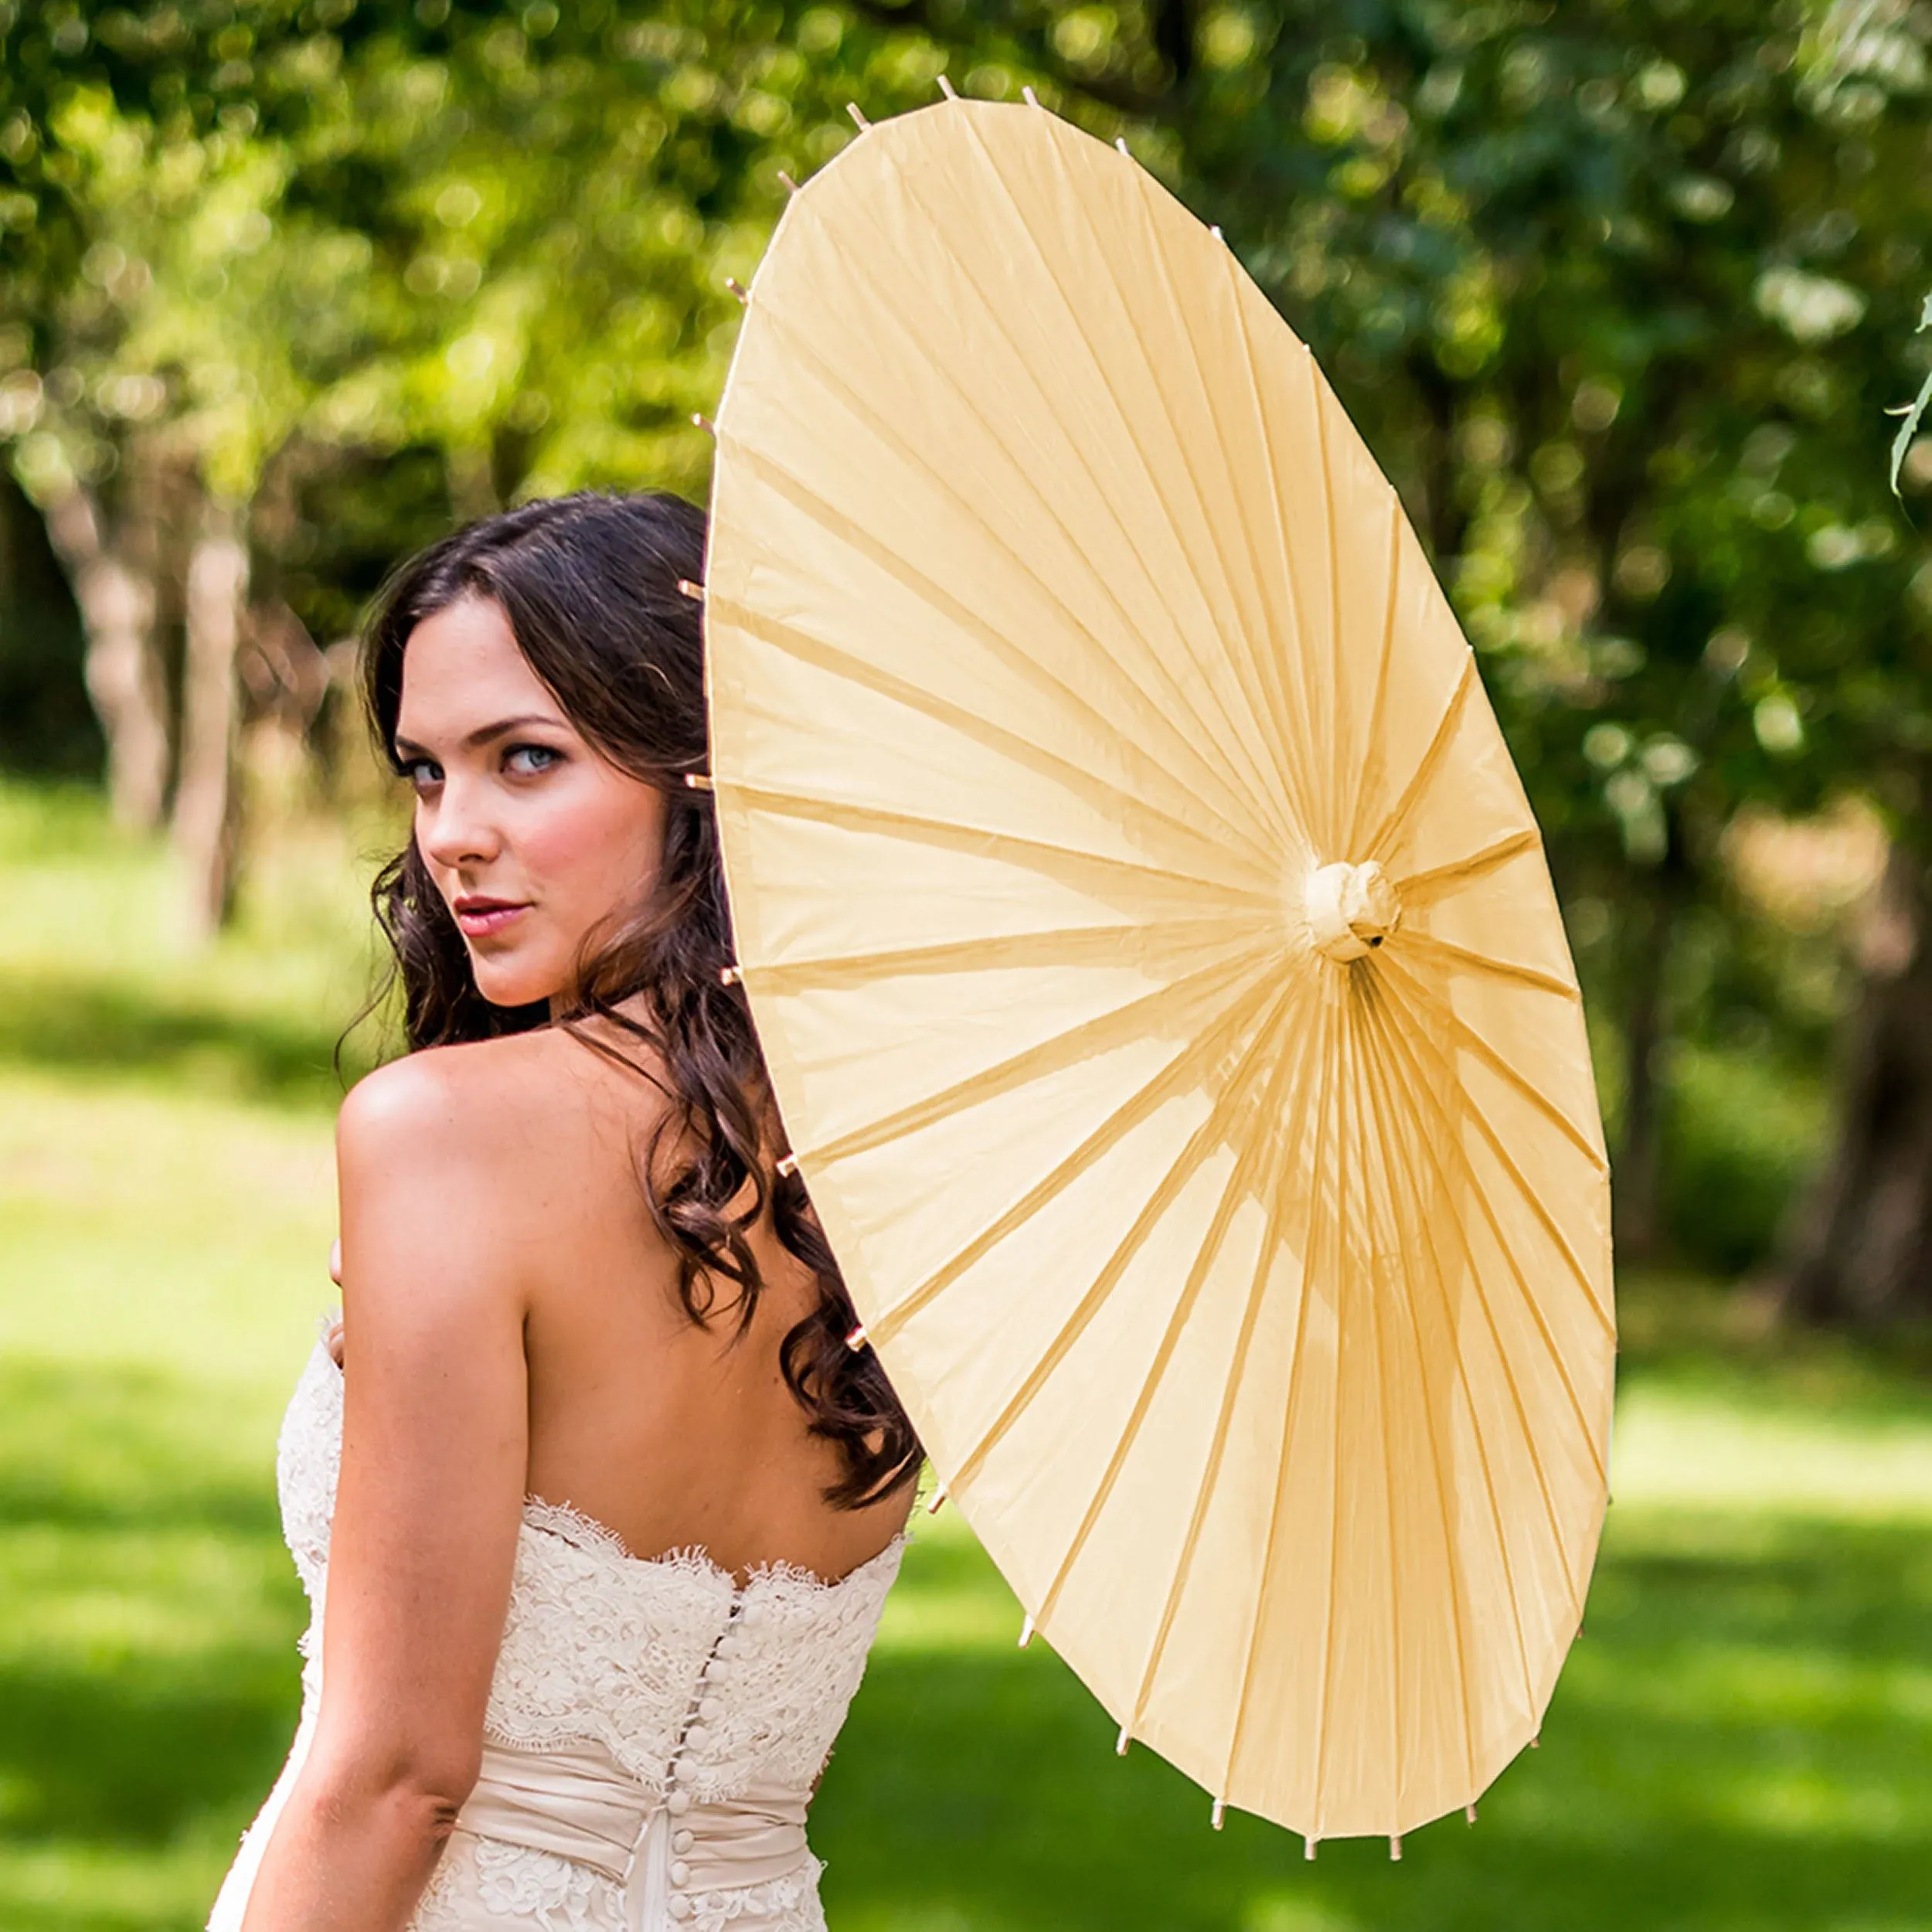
[668,1900,692,1921]
[672,1757,697,1782]
[740,1602,764,1627]
[672,1829,695,1854]
[698,1698,723,1720]
[703,1661,731,1683]
[669,1860,691,1886]
[684,1725,711,1750]
[666,1788,692,1815]
[716,1635,740,1658]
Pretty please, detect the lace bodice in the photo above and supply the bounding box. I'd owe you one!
[209,1335,905,1932]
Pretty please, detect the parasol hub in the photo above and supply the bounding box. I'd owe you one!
[1304,859,1401,962]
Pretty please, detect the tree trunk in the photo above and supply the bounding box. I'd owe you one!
[173,498,250,937]
[1770,838,1932,1325]
[42,485,170,829]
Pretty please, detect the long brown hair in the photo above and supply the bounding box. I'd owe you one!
[356,488,920,1509]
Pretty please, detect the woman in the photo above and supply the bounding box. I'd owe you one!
[208,489,921,1932]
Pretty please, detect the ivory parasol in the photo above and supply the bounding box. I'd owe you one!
[699,90,1615,1850]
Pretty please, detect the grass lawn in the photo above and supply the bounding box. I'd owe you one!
[2,780,1929,1931]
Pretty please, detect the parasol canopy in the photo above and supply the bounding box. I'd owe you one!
[701,91,1615,1849]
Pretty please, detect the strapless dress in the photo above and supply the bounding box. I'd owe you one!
[207,1336,905,1931]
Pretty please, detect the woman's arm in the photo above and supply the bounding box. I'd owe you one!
[240,1051,532,1932]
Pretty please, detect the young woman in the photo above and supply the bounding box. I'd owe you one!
[207,489,920,1932]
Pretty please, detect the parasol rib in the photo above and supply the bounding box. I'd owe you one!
[1218,977,1346,1807]
[725,434,1284,872]
[937,113,1301,852]
[1342,496,1406,859]
[866,954,1284,1346]
[1378,956,1614,1335]
[1222,278,1327,849]
[713,594,1278,895]
[1032,979,1323,1633]
[1353,974,1590,1598]
[1357,974,1539,1721]
[1379,951,1606,1172]
[724,777,1284,911]
[802,944,1265,1172]
[1395,927,1581,1002]
[1352,977,1495,1791]
[1307,987,1362,1836]
[1118,158,1319,842]
[1311,362,1350,862]
[1121,988,1332,1728]
[1361,654,1477,866]
[750,274,1292,865]
[1394,829,1539,908]
[944,974,1304,1500]
[737,910,1272,997]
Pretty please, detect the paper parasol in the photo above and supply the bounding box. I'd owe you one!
[700,92,1614,1849]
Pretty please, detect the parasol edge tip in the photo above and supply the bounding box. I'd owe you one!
[847,101,871,131]
[1210,1801,1226,1831]
[1114,1727,1130,1757]
[1304,1835,1318,1862]
[937,73,957,99]
[1466,1803,1479,1825]
[1016,1613,1034,1648]
[1022,83,1042,108]
[1389,1835,1403,1862]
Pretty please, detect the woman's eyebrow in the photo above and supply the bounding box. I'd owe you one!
[393,714,566,757]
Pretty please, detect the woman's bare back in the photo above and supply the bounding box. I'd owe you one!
[452,1018,911,1587]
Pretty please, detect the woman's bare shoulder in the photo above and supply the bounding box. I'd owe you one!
[336,1027,677,1192]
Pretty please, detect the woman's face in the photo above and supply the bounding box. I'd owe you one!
[393,594,669,1012]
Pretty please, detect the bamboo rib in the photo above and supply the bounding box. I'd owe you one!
[748,273,1295,862]
[1377,951,1607,1172]
[1377,958,1614,1342]
[724,431,1282,866]
[1121,985,1332,1729]
[1351,973,1590,1603]
[1035,977,1324,1634]
[1393,829,1539,907]
[1120,153,1317,840]
[798,945,1264,1173]
[736,910,1270,998]
[1341,495,1406,861]
[937,113,1301,852]
[712,593,1281,892]
[945,975,1304,1499]
[867,956,1283,1348]
[726,776,1283,911]
[1219,262,1325,842]
[1311,358,1349,861]
[1362,655,1477,864]
[1217,977,1345,1801]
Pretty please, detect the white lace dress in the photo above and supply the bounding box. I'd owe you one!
[207,1337,905,1932]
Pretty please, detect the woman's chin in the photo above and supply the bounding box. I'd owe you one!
[469,954,565,1012]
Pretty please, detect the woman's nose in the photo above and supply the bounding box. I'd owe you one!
[419,775,503,869]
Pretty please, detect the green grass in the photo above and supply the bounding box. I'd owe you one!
[2,778,1929,1931]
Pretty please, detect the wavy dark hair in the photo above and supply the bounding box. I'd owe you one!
[355,488,920,1509]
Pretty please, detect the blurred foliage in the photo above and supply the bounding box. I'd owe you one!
[5,0,1932,1270]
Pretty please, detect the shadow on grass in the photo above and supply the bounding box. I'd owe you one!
[5,1364,1929,1931]
[813,1515,1932,1932]
[0,971,362,1111]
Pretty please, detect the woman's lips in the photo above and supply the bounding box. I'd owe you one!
[452,897,529,940]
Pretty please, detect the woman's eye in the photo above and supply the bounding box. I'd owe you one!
[402,757,442,790]
[505,743,563,776]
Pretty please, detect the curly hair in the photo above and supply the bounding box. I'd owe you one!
[354,488,920,1510]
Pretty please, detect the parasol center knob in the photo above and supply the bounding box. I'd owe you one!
[1305,859,1400,962]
